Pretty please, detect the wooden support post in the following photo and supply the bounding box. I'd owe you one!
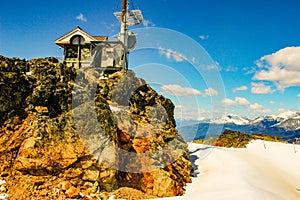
[77,37,82,68]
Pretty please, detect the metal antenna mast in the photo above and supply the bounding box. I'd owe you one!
[120,0,128,69]
[120,0,128,43]
[114,0,143,70]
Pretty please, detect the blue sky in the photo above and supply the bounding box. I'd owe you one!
[1,0,300,120]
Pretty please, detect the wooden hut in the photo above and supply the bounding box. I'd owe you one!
[55,26,107,68]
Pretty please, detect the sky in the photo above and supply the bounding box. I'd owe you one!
[1,0,300,120]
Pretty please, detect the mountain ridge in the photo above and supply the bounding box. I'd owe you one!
[203,111,300,126]
[178,111,300,142]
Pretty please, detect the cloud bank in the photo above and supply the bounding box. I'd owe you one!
[254,46,300,91]
[233,86,248,93]
[251,82,275,94]
[222,97,270,114]
[161,84,218,97]
[158,47,187,62]
[161,84,202,96]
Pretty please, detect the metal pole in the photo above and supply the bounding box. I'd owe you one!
[122,0,127,24]
[120,0,128,69]
[293,142,297,154]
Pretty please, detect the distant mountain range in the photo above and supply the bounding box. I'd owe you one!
[178,111,300,143]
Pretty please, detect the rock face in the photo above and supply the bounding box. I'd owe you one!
[0,56,193,199]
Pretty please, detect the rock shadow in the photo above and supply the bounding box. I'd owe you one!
[189,146,215,177]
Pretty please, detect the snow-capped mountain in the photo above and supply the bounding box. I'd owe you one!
[274,118,300,131]
[204,111,300,129]
[205,114,250,125]
[276,111,300,119]
[252,115,280,124]
[250,115,283,129]
[178,111,300,142]
[250,112,300,131]
[272,112,300,131]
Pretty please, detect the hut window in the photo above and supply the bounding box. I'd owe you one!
[65,35,85,59]
[71,35,85,45]
[66,46,78,58]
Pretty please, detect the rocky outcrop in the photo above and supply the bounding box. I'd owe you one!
[214,129,285,148]
[0,56,193,199]
[95,70,193,197]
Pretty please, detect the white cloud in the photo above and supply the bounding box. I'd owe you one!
[199,34,209,40]
[278,108,287,113]
[173,54,186,62]
[143,19,156,27]
[242,66,257,75]
[203,88,218,97]
[251,82,275,94]
[262,109,272,113]
[221,97,250,107]
[76,13,87,22]
[224,65,238,72]
[253,46,300,91]
[222,97,269,113]
[161,84,202,96]
[235,97,250,106]
[161,85,218,98]
[199,64,220,71]
[269,101,276,104]
[222,98,236,106]
[158,47,187,62]
[297,94,300,98]
[175,105,208,120]
[249,103,263,110]
[232,86,248,93]
[191,57,196,63]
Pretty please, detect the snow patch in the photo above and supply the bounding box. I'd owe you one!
[0,180,7,200]
[155,141,300,199]
[109,105,121,112]
[0,194,8,200]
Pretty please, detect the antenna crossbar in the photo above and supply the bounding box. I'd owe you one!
[114,10,143,26]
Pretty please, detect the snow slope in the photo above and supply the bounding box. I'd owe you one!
[156,141,300,200]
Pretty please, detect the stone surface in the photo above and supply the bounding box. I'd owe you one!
[65,186,80,198]
[0,56,193,199]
